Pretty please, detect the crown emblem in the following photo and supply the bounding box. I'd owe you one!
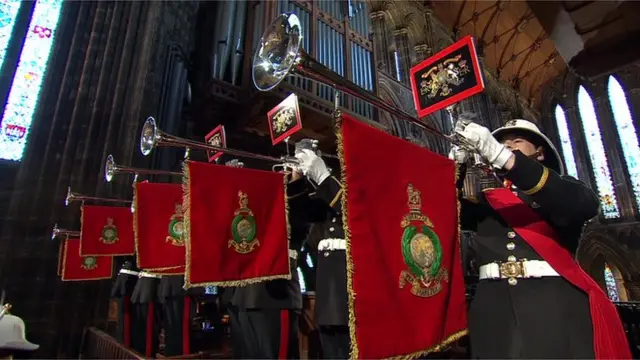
[505,120,518,127]
[238,191,249,209]
[174,202,183,215]
[407,184,422,212]
[106,217,114,225]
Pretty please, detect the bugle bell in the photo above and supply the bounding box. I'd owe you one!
[51,223,80,240]
[104,154,181,182]
[139,116,299,164]
[252,13,476,150]
[65,186,132,207]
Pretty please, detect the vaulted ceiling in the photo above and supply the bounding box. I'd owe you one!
[428,0,563,108]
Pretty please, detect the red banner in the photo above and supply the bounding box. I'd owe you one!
[183,161,291,287]
[134,181,186,271]
[338,114,467,359]
[57,241,63,276]
[61,239,113,281]
[80,205,135,256]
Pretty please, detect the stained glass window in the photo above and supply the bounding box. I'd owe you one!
[394,50,401,82]
[554,104,579,179]
[577,85,620,218]
[306,252,314,268]
[604,263,619,301]
[297,267,306,293]
[607,76,640,207]
[0,0,64,161]
[0,1,22,73]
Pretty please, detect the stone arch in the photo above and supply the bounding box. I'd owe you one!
[577,231,637,281]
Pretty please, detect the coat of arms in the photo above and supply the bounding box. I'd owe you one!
[208,133,222,147]
[166,203,185,246]
[100,218,119,244]
[419,55,470,99]
[399,184,448,297]
[229,191,260,254]
[81,256,98,270]
[272,107,296,134]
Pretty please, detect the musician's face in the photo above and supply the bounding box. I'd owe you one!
[499,134,545,162]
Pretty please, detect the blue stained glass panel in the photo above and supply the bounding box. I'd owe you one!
[554,104,579,179]
[0,0,22,73]
[604,263,619,301]
[607,76,640,207]
[577,85,620,218]
[0,0,64,161]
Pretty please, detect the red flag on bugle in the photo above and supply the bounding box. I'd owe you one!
[337,114,467,359]
[80,205,135,256]
[61,239,114,281]
[134,181,185,271]
[183,161,291,288]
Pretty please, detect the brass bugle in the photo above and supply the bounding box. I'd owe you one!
[139,117,299,164]
[252,13,475,150]
[51,223,81,240]
[65,186,132,207]
[104,154,181,182]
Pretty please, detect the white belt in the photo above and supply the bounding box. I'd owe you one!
[138,271,162,279]
[479,260,559,280]
[289,249,298,260]
[119,269,139,276]
[318,238,346,251]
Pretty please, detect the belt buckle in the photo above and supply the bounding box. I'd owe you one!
[499,261,524,285]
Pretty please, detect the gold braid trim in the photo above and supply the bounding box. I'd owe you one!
[183,162,292,288]
[335,117,359,359]
[522,166,549,195]
[133,184,142,269]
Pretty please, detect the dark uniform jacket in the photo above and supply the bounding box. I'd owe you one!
[226,175,311,310]
[289,174,348,326]
[459,151,599,359]
[111,260,139,298]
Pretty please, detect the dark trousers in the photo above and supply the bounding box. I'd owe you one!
[229,307,300,359]
[319,325,350,359]
[115,297,135,347]
[163,296,193,357]
[132,302,162,357]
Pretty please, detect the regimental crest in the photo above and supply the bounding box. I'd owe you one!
[228,191,260,254]
[100,217,119,244]
[399,184,449,297]
[267,93,303,145]
[81,256,98,270]
[505,119,518,127]
[166,203,185,247]
[419,55,470,99]
[205,125,226,163]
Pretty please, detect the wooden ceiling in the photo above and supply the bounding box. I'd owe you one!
[428,0,563,107]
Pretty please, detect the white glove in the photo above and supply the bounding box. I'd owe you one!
[454,122,513,169]
[294,149,331,184]
[448,146,470,164]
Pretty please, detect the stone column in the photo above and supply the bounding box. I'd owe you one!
[423,7,435,58]
[392,27,410,85]
[413,44,429,62]
[369,11,391,74]
[624,280,640,301]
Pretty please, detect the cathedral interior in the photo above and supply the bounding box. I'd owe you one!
[0,0,639,358]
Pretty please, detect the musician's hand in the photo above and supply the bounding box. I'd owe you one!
[290,169,303,181]
[295,149,330,185]
[455,122,513,169]
[448,146,470,164]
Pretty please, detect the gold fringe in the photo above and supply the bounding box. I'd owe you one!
[335,116,359,360]
[182,161,292,288]
[337,117,469,359]
[133,183,143,269]
[79,204,135,257]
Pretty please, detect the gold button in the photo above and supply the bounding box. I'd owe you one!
[324,252,330,257]
[506,242,515,250]
[508,278,518,286]
[329,227,335,232]
[507,255,516,262]
[332,218,337,223]
[507,231,516,239]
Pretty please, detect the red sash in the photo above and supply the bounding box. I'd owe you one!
[485,188,631,359]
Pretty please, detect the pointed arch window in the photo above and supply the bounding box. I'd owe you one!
[604,263,620,301]
[553,104,579,179]
[607,76,640,207]
[577,85,620,219]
